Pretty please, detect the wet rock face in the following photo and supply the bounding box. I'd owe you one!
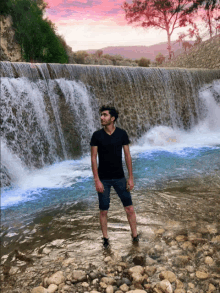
[0,16,23,62]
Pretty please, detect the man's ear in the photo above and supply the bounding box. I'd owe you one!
[111,116,115,122]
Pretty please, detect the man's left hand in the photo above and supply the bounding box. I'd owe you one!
[127,178,134,191]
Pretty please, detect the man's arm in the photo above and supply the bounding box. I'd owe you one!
[91,146,104,193]
[123,144,134,191]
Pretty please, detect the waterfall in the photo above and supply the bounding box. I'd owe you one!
[1,61,220,187]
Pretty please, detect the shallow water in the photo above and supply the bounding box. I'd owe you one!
[1,141,220,256]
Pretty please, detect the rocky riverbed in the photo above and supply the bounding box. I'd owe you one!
[1,217,220,293]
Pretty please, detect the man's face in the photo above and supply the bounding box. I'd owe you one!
[101,110,115,126]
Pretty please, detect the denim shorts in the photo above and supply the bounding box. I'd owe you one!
[98,177,133,210]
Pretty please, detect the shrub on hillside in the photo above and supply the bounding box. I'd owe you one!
[95,49,103,58]
[155,53,166,65]
[84,55,99,65]
[138,57,151,67]
[73,51,89,64]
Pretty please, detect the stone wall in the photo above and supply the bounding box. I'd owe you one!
[0,15,23,62]
[161,35,220,69]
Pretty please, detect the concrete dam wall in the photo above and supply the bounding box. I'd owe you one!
[1,61,220,186]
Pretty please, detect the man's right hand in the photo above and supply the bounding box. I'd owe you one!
[95,179,104,193]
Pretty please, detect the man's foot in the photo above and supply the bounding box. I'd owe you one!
[132,234,139,243]
[103,237,109,248]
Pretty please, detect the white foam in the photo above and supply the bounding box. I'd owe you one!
[1,140,28,184]
[131,82,220,155]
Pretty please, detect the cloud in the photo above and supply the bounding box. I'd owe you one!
[46,0,125,22]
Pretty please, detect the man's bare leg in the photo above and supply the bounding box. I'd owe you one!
[100,210,108,238]
[124,205,137,238]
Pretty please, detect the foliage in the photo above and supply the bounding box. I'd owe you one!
[2,0,68,63]
[184,0,219,13]
[0,0,11,15]
[73,51,89,64]
[122,0,194,59]
[138,57,151,67]
[183,0,220,38]
[200,4,220,37]
[155,53,166,65]
[95,49,103,58]
[182,40,193,51]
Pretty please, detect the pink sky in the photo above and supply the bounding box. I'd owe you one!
[46,0,129,24]
[44,0,199,52]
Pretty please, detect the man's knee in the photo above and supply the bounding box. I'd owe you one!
[124,205,135,216]
[100,210,108,217]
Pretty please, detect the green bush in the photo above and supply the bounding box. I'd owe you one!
[138,57,151,67]
[73,51,89,64]
[0,0,11,15]
[4,0,68,63]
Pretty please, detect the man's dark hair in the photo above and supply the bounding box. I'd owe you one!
[99,105,119,122]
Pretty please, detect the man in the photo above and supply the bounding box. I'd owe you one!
[90,105,138,248]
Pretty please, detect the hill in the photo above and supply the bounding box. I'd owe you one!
[86,41,194,61]
[161,34,220,69]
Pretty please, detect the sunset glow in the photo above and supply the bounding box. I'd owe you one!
[44,0,201,52]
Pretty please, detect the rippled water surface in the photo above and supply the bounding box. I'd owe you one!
[1,134,220,255]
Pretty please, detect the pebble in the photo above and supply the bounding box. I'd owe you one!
[128,266,145,275]
[211,235,220,243]
[196,271,209,279]
[188,282,195,289]
[155,228,165,235]
[145,266,156,277]
[159,270,177,283]
[2,229,220,293]
[104,256,112,263]
[205,256,214,265]
[176,235,187,242]
[47,271,65,285]
[47,284,58,293]
[157,280,173,293]
[106,285,114,293]
[208,283,216,292]
[120,284,129,292]
[175,279,184,289]
[31,286,47,293]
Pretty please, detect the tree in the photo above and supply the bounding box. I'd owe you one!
[73,51,89,64]
[6,0,68,63]
[138,57,151,67]
[122,0,194,59]
[95,49,103,58]
[200,4,220,37]
[155,53,166,65]
[182,40,193,51]
[183,0,220,38]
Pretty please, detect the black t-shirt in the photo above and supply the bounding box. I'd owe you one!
[90,127,130,179]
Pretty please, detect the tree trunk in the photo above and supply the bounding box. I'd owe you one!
[207,9,213,38]
[167,31,172,60]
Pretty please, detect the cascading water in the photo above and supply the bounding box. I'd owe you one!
[1,61,220,257]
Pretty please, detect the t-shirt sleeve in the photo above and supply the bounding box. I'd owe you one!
[122,130,130,145]
[90,132,99,146]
